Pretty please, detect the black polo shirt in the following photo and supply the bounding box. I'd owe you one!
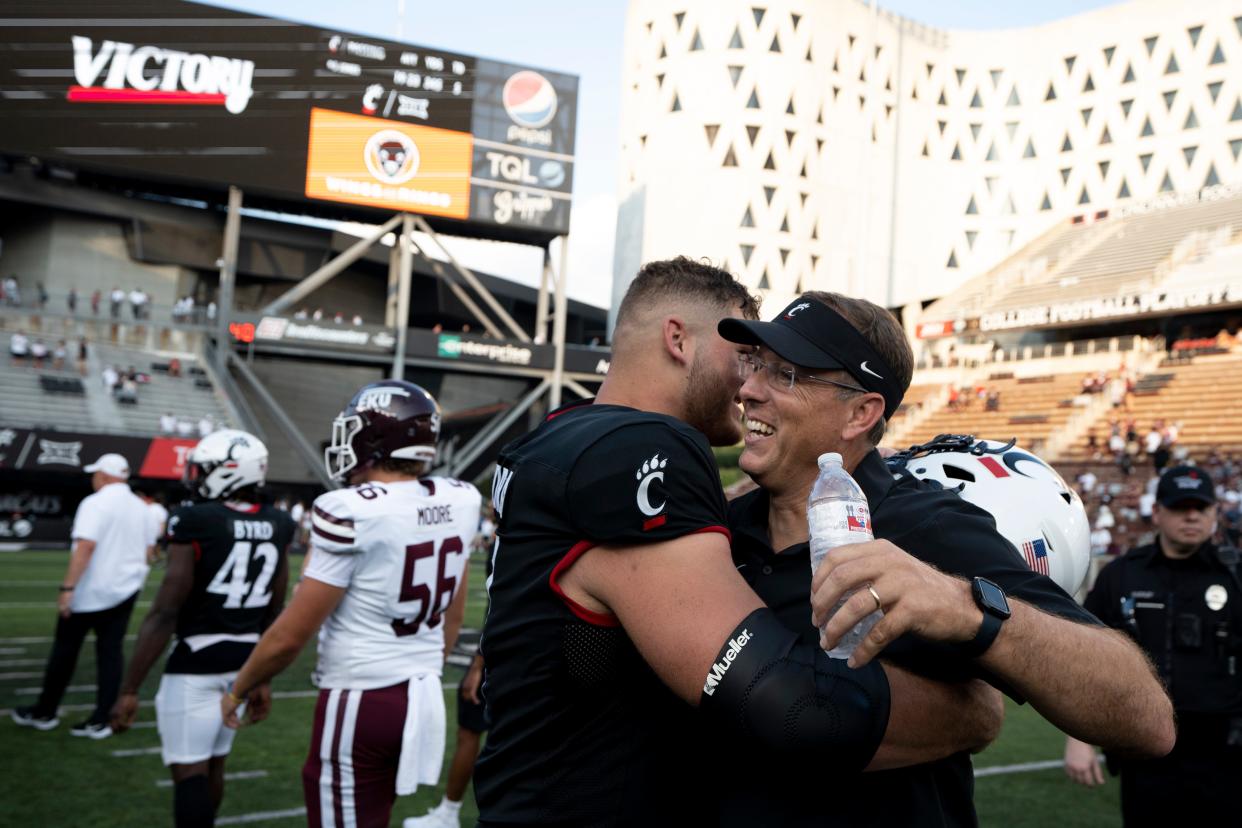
[702,449,1099,827]
[1086,541,1242,720]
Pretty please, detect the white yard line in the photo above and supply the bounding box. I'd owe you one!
[0,581,67,587]
[0,647,26,655]
[0,658,42,667]
[16,683,95,695]
[0,601,151,610]
[0,635,135,644]
[216,807,307,825]
[0,671,42,680]
[111,746,163,757]
[157,770,268,788]
[974,757,1102,777]
[2,685,457,716]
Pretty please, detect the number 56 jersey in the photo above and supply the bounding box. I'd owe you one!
[304,478,482,690]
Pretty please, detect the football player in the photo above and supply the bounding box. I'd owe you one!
[110,429,294,828]
[222,380,481,828]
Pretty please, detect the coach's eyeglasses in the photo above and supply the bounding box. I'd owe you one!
[738,352,867,394]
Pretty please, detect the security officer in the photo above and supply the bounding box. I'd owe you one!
[1064,464,1242,825]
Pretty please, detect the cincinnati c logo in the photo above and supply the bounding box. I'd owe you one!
[635,453,668,517]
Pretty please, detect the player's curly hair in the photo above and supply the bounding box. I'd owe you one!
[615,256,760,333]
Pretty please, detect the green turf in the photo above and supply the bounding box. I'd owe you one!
[1,551,1125,826]
[0,550,486,827]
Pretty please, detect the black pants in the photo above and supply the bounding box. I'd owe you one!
[1119,740,1242,826]
[34,592,138,723]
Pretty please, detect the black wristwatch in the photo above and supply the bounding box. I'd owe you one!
[958,577,1011,658]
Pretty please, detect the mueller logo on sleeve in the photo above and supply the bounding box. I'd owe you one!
[702,628,752,696]
[67,36,256,114]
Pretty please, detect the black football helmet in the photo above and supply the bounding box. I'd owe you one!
[324,380,441,482]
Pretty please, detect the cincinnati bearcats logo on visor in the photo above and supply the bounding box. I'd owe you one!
[785,302,811,318]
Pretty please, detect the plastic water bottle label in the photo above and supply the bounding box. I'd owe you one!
[808,500,873,571]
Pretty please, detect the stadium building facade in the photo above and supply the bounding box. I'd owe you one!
[613,0,1242,315]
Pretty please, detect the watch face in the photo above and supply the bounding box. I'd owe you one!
[976,578,1012,617]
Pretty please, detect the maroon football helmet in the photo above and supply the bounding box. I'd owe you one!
[324,380,441,482]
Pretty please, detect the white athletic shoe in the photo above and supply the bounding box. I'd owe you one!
[69,720,113,739]
[11,706,60,731]
[403,802,460,828]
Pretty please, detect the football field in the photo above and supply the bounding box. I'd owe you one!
[0,550,1122,826]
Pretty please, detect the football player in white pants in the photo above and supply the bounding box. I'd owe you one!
[111,431,294,828]
[223,380,481,828]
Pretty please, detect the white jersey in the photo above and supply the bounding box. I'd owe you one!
[303,477,481,690]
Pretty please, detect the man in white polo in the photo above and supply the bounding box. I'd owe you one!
[11,453,155,738]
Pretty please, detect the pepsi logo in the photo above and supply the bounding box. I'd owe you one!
[363,129,419,185]
[503,70,558,129]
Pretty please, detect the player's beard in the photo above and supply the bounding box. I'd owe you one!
[684,350,743,446]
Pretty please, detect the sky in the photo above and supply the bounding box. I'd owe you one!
[218,0,1124,308]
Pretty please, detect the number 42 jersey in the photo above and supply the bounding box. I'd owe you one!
[304,477,482,690]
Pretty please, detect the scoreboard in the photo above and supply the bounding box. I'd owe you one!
[0,0,577,238]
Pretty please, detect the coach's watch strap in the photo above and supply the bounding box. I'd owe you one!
[958,611,1004,658]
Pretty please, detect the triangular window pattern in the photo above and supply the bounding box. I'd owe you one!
[955,68,966,85]
[729,26,744,49]
[1160,172,1174,192]
[805,44,813,62]
[965,196,978,215]
[1007,88,1021,106]
[1184,108,1199,129]
[1118,180,1131,198]
[1208,81,1223,103]
[704,124,720,146]
[670,93,681,112]
[779,215,789,232]
[938,120,947,135]
[770,34,781,53]
[986,142,998,161]
[752,7,765,26]
[1081,107,1093,124]
[1006,121,1019,140]
[791,13,802,29]
[938,90,948,106]
[832,56,839,72]
[1183,145,1197,165]
[951,143,962,160]
[1144,36,1158,56]
[779,248,790,264]
[1004,194,1016,214]
[1141,117,1154,136]
[970,123,982,140]
[1040,193,1052,210]
[740,244,754,264]
[729,65,744,88]
[659,43,667,59]
[786,98,796,115]
[740,205,754,226]
[639,134,646,147]
[1121,99,1134,117]
[690,29,704,51]
[763,185,775,204]
[1205,164,1220,188]
[1210,43,1225,65]
[815,137,823,152]
[912,84,919,101]
[1045,82,1057,101]
[1099,160,1110,178]
[831,86,839,102]
[1060,167,1072,184]
[1237,15,1242,36]
[1062,134,1073,152]
[674,12,685,29]
[757,270,769,290]
[1101,126,1112,144]
[970,90,983,108]
[764,151,776,170]
[1079,186,1090,205]
[723,146,738,167]
[1023,139,1036,158]
[1188,25,1202,46]
[800,191,809,206]
[1123,64,1136,83]
[1232,138,1242,161]
[990,69,1003,87]
[927,62,936,77]
[811,223,818,240]
[1165,55,1179,74]
[859,65,867,82]
[1065,56,1077,73]
[966,230,978,249]
[946,251,958,268]
[1231,99,1242,121]
[1103,46,1116,65]
[1140,153,1153,172]
[1083,74,1095,92]
[1163,90,1177,110]
[785,129,795,147]
[747,89,760,109]
[746,125,760,144]
[656,73,665,89]
[984,177,996,195]
[921,141,930,157]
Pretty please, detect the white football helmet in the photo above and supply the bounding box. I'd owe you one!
[890,435,1091,595]
[184,429,269,500]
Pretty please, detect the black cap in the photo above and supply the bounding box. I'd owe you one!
[718,296,905,419]
[1156,465,1216,507]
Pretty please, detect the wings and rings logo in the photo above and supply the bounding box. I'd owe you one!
[363,129,420,185]
[636,453,669,521]
[502,70,558,129]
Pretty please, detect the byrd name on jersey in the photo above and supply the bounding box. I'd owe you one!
[305,477,482,690]
[164,501,295,674]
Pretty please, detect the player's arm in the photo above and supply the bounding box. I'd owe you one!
[442,564,468,663]
[223,575,345,728]
[58,538,96,617]
[109,542,195,732]
[811,538,1174,758]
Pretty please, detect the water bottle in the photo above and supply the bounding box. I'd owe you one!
[808,452,881,659]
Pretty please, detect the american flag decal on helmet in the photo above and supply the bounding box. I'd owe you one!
[1021,538,1049,576]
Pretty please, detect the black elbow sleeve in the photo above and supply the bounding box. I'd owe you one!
[699,607,890,770]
